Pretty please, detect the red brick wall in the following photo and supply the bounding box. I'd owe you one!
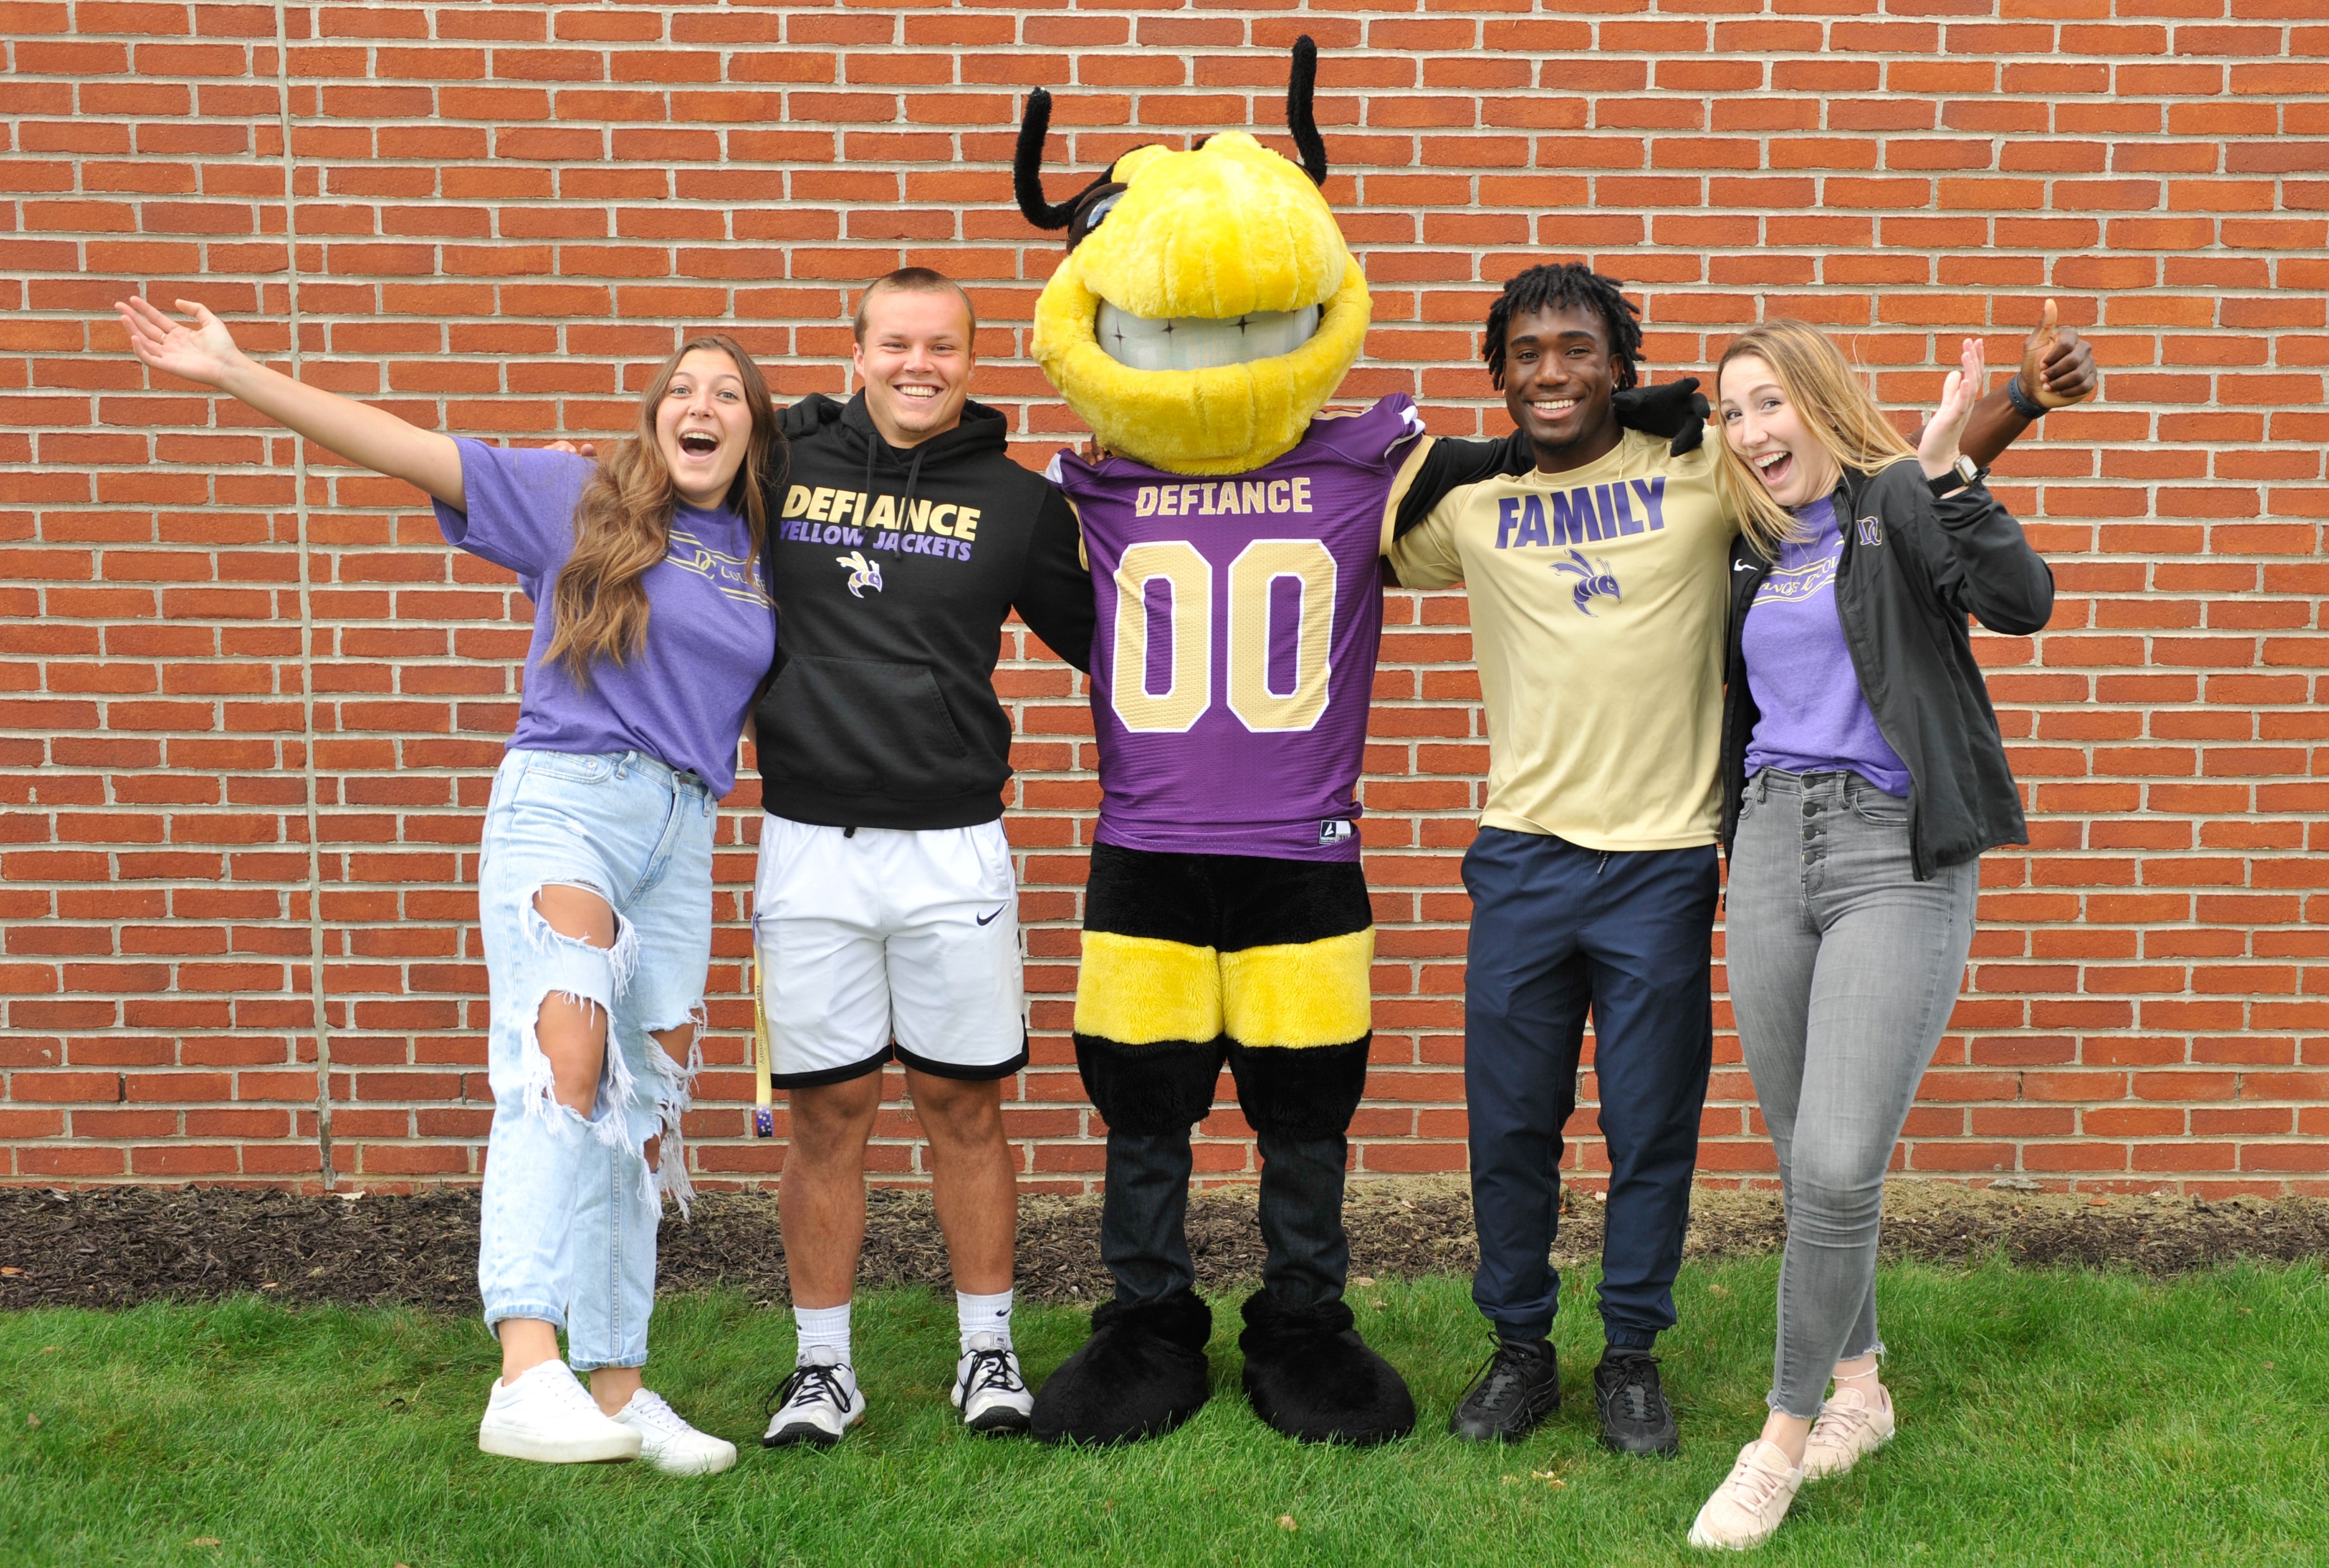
[4,1,2324,1198]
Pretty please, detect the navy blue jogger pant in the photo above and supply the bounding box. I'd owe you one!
[1462,827,1719,1349]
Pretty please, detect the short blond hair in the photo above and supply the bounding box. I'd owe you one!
[1713,320,1918,557]
[852,267,977,344]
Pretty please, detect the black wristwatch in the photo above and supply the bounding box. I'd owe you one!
[1928,454,1985,497]
[2004,377,2048,420]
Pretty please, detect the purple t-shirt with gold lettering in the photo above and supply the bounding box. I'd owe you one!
[433,439,775,796]
[1051,398,1425,861]
[1743,494,1910,796]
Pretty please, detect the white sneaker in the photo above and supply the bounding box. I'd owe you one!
[762,1349,866,1448]
[478,1360,643,1464]
[1801,1385,1894,1480]
[951,1334,1033,1435]
[612,1388,738,1476]
[1687,1440,1804,1552]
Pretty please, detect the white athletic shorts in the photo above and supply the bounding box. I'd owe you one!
[751,813,1028,1086]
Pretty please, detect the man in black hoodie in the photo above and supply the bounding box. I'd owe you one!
[752,269,1094,1447]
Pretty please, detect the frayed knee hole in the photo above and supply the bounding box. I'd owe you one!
[532,882,617,949]
[533,990,609,1117]
[650,1021,696,1071]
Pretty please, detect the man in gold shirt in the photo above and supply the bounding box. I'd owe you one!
[1390,264,2093,1456]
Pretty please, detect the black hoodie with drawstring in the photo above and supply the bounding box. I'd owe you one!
[751,391,1093,831]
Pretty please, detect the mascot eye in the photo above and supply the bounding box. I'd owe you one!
[1066,181,1129,251]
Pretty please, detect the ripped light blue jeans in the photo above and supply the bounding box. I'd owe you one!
[476,748,714,1371]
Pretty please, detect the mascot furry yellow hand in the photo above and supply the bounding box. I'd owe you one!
[1017,39,1428,1449]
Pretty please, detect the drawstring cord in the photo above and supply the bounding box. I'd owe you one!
[860,434,929,534]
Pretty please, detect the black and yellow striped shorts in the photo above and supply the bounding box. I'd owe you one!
[1071,843,1375,1139]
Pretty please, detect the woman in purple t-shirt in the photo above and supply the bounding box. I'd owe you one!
[1687,320,2062,1550]
[116,296,782,1476]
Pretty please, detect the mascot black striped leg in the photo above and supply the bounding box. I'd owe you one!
[1030,846,1415,1447]
[1218,858,1415,1447]
[1031,847,1221,1446]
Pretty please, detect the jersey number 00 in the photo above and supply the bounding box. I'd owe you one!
[1110,538,1338,736]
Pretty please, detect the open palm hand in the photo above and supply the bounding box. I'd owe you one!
[1918,336,1986,478]
[116,296,245,389]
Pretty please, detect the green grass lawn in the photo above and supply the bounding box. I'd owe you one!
[3,1260,2323,1568]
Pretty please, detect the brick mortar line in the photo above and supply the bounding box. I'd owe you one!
[258,0,340,1189]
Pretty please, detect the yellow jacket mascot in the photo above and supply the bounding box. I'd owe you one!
[1017,39,1477,1447]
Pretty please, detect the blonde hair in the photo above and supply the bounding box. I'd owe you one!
[1713,319,1918,557]
[545,336,779,686]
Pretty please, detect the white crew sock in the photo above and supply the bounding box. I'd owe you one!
[956,1288,1014,1354]
[794,1302,852,1368]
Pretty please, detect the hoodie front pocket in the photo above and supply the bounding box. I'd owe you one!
[760,655,985,798]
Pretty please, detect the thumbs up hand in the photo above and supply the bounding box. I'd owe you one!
[2017,298,2096,410]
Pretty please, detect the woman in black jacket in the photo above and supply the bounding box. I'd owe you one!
[1687,320,2064,1551]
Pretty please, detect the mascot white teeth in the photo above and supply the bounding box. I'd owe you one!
[1018,39,1426,1449]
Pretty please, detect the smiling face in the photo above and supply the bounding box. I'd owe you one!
[1030,133,1370,475]
[853,286,975,449]
[1718,353,1842,511]
[1500,303,1624,471]
[653,347,755,508]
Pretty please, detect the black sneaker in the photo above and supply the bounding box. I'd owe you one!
[1594,1349,1679,1456]
[1447,1335,1561,1442]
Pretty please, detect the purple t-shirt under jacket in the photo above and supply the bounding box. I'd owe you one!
[433,439,775,797]
[1741,494,1912,797]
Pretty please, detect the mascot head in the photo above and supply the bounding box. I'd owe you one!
[1016,38,1369,477]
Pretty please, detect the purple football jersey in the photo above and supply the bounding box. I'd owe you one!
[1052,396,1425,861]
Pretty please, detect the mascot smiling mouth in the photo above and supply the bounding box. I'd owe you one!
[1016,39,1370,477]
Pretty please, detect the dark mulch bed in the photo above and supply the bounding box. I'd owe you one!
[2,1181,2322,1315]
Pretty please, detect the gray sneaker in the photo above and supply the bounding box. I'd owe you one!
[762,1350,867,1449]
[951,1334,1033,1435]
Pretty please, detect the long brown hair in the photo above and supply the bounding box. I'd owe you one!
[1713,319,1919,558]
[545,335,780,684]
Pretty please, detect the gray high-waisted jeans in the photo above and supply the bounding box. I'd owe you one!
[1727,768,1979,1418]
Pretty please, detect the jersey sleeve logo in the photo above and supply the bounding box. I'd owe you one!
[836,549,884,598]
[1550,549,1622,616]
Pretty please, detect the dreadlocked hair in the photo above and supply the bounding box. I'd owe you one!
[1481,262,1643,391]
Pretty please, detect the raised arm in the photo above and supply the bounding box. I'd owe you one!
[1912,335,2055,636]
[115,296,466,511]
[1959,298,2096,471]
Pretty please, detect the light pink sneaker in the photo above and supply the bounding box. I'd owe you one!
[1802,1385,1894,1480]
[1687,1440,1804,1552]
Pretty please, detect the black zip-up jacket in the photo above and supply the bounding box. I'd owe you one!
[753,392,1093,830]
[1720,461,2054,880]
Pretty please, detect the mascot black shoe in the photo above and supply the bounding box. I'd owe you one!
[1031,1292,1212,1446]
[1238,1291,1416,1446]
